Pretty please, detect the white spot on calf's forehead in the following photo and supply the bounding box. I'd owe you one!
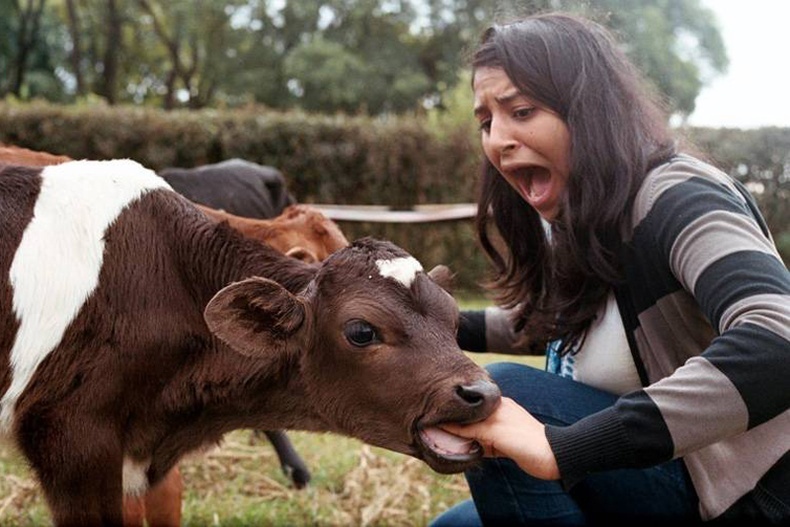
[375,256,423,287]
[0,159,171,432]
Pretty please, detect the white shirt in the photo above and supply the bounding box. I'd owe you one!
[546,291,642,395]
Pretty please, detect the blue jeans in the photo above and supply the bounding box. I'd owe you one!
[431,362,701,526]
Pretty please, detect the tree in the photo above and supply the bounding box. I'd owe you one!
[9,0,46,96]
[63,0,85,97]
[135,0,231,109]
[284,37,369,113]
[0,0,727,117]
[4,0,67,99]
[485,0,728,118]
[99,0,121,104]
[0,0,17,95]
[56,0,139,104]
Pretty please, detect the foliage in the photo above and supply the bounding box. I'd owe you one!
[0,0,726,117]
[283,37,371,113]
[0,0,66,101]
[582,0,728,117]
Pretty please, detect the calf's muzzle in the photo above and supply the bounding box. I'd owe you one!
[455,379,501,419]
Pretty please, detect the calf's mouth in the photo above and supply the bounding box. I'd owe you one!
[413,421,484,474]
[411,378,501,473]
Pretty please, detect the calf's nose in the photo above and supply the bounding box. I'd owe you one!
[455,379,501,416]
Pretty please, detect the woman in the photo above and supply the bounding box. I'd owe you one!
[431,12,789,526]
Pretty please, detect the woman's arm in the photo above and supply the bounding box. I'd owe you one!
[458,306,541,354]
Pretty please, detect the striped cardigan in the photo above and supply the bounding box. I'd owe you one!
[542,154,789,521]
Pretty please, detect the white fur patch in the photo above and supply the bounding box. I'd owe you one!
[122,457,151,496]
[0,160,171,432]
[376,256,423,287]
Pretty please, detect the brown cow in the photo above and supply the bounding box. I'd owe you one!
[0,143,72,166]
[196,203,349,264]
[0,159,500,527]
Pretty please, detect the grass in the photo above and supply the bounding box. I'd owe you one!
[0,299,543,526]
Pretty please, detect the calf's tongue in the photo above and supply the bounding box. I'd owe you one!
[422,426,476,455]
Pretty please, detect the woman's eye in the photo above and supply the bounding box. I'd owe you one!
[478,119,491,133]
[514,107,535,119]
[344,320,380,347]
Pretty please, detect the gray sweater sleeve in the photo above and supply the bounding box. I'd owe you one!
[458,306,529,354]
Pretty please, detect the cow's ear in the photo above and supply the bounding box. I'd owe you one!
[204,277,306,357]
[428,265,455,294]
[285,246,319,263]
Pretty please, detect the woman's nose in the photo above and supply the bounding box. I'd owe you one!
[488,120,518,155]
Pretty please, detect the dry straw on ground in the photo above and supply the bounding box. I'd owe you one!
[0,430,469,526]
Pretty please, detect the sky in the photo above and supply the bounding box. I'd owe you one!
[687,0,790,129]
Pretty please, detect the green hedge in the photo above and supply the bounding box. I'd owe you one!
[0,101,480,206]
[1,102,786,294]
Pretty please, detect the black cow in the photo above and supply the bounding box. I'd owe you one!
[159,158,297,219]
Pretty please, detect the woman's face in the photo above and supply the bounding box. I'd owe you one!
[473,67,571,221]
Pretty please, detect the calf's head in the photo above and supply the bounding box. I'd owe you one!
[275,204,349,263]
[204,237,500,474]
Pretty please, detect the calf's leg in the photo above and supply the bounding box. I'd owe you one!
[20,417,125,526]
[122,495,146,527]
[144,466,184,527]
[122,466,182,527]
[264,430,311,488]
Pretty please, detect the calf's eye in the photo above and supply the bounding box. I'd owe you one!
[344,320,380,347]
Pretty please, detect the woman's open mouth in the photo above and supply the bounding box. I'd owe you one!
[504,165,561,219]
[509,166,551,202]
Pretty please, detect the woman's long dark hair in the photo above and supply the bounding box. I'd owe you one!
[472,13,676,354]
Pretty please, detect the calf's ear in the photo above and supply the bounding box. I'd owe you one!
[204,277,306,357]
[285,246,319,263]
[428,264,455,293]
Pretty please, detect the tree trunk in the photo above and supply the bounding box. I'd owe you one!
[101,0,121,104]
[64,0,85,96]
[11,0,46,97]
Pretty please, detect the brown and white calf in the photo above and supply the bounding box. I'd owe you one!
[0,159,500,527]
[0,144,341,522]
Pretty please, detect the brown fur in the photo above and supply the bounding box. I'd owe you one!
[197,202,349,263]
[0,144,72,166]
[146,204,348,526]
[1,162,500,527]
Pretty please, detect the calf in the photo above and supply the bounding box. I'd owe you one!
[0,159,500,527]
[0,145,325,522]
[197,202,349,264]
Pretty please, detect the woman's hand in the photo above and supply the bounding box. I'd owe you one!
[441,397,561,480]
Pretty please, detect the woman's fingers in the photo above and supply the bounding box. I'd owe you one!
[440,397,561,480]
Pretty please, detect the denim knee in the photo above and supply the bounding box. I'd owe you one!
[483,361,619,427]
[485,361,544,397]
